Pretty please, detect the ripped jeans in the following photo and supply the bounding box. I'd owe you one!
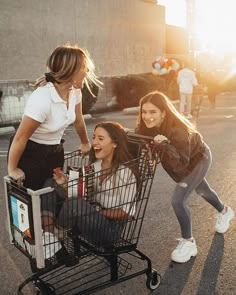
[171,145,224,239]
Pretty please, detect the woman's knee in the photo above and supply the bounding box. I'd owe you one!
[171,185,192,210]
[195,187,205,197]
[171,194,185,209]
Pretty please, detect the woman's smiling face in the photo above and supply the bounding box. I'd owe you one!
[92,127,116,163]
[141,102,165,128]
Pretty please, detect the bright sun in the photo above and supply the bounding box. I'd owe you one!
[196,0,236,53]
[159,0,236,54]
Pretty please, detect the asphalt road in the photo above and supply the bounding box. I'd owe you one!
[0,93,236,295]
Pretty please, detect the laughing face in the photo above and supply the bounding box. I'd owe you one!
[141,102,165,128]
[92,127,116,164]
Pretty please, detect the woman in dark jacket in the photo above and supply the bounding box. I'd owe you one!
[136,91,234,263]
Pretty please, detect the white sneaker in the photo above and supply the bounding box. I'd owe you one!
[43,232,62,259]
[215,206,234,234]
[171,238,197,263]
[24,232,62,259]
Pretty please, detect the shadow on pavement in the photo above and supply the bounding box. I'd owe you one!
[153,258,196,295]
[153,234,224,295]
[197,233,224,295]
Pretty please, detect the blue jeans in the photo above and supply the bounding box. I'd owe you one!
[41,178,124,247]
[57,197,124,247]
[171,145,224,239]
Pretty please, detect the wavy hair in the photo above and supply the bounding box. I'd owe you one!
[32,43,102,94]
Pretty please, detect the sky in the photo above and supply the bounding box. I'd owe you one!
[158,0,236,53]
[158,0,186,28]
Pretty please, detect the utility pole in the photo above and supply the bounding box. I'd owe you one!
[185,0,196,66]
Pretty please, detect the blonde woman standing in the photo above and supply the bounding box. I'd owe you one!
[8,44,101,190]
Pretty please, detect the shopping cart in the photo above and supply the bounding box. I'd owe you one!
[4,133,161,294]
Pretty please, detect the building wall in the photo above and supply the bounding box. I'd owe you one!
[166,25,189,55]
[0,0,165,116]
[0,0,165,80]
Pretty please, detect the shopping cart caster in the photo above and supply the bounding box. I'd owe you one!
[146,269,161,290]
[34,279,56,294]
[29,259,54,273]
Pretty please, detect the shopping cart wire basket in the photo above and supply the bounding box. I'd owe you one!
[4,133,161,294]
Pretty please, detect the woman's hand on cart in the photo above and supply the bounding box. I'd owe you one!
[78,142,91,157]
[53,168,68,184]
[153,135,169,145]
[53,168,68,191]
[8,167,25,186]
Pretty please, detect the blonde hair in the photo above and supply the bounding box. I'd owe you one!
[32,43,102,93]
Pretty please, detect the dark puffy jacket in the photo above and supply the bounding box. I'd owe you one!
[154,126,206,182]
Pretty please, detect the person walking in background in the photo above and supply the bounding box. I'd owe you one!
[136,91,234,263]
[177,61,198,119]
[8,43,102,190]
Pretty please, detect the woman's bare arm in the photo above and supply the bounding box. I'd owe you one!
[73,103,91,154]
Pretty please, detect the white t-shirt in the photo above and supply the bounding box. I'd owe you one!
[93,160,137,215]
[24,83,81,144]
[177,68,198,94]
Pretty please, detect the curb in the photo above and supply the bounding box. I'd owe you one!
[83,114,92,120]
[0,126,15,135]
[122,100,180,115]
[0,115,92,136]
[122,107,140,114]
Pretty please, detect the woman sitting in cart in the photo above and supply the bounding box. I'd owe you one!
[41,121,139,257]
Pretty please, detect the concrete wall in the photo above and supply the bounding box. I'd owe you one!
[0,80,32,127]
[0,0,165,80]
[0,0,166,118]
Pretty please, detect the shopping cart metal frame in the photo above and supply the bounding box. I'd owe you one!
[4,133,161,294]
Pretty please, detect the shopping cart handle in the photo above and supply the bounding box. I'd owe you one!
[126,131,154,141]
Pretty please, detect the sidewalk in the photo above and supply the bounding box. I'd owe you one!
[0,114,93,136]
[1,92,235,136]
[123,92,236,116]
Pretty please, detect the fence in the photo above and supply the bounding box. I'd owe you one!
[0,80,33,128]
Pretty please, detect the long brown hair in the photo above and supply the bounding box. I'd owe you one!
[136,91,198,138]
[32,43,102,94]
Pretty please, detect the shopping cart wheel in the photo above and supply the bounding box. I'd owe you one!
[34,278,56,294]
[30,259,53,273]
[146,269,161,290]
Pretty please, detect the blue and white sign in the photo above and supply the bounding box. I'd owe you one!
[10,195,31,237]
